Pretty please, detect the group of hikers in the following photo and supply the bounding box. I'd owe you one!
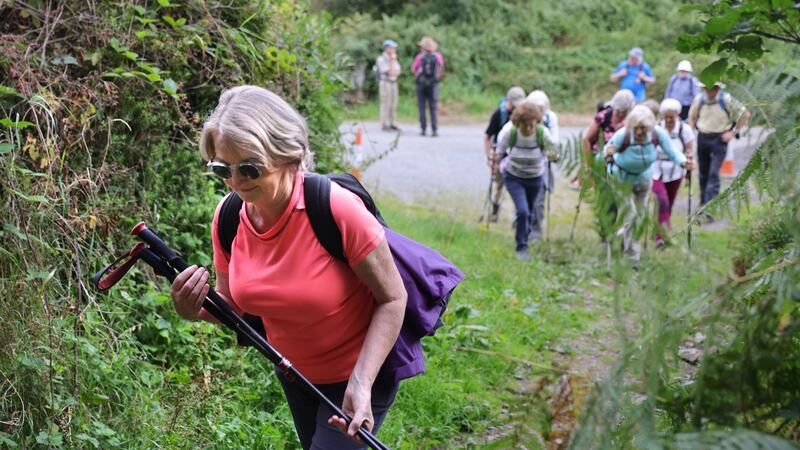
[375,36,445,136]
[483,47,750,263]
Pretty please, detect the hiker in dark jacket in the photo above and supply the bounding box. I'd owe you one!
[663,60,700,120]
[169,86,407,449]
[483,86,526,222]
[687,81,749,220]
[494,100,557,261]
[411,36,445,137]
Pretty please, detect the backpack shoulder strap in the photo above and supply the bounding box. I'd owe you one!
[618,130,631,153]
[651,130,660,147]
[509,126,517,149]
[303,173,346,262]
[218,192,243,255]
[536,123,544,149]
[718,91,729,115]
[678,122,685,152]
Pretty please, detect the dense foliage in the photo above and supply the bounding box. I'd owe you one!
[0,1,346,447]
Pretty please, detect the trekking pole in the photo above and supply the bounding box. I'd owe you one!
[477,172,494,229]
[93,222,392,450]
[686,170,693,249]
[545,161,552,261]
[568,181,582,243]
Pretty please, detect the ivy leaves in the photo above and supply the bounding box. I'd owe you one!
[679,0,798,86]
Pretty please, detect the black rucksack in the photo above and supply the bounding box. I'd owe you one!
[418,53,438,87]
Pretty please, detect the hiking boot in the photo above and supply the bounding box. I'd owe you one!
[420,129,427,136]
[431,130,438,137]
[529,228,542,242]
[389,125,400,131]
[489,202,500,223]
[382,125,391,132]
[655,236,666,249]
[516,249,530,262]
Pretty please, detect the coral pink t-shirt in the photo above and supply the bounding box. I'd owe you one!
[209,172,385,384]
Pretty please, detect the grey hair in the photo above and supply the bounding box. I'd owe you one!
[659,98,682,115]
[526,90,551,112]
[610,89,636,114]
[625,105,656,131]
[199,86,314,172]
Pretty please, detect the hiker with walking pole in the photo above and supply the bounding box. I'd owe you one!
[482,86,526,224]
[92,224,392,450]
[494,100,558,261]
[172,86,408,449]
[652,99,695,247]
[527,90,560,242]
[601,105,686,266]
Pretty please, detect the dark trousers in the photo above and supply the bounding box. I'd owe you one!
[503,171,544,251]
[416,82,439,132]
[696,132,728,205]
[276,368,399,450]
[680,105,691,121]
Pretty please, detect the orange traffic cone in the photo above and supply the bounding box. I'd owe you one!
[351,127,364,180]
[720,143,736,177]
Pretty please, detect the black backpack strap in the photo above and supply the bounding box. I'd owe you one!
[218,192,243,255]
[304,173,347,262]
[303,172,388,263]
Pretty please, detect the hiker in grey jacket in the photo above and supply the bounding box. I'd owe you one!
[494,100,557,261]
[663,60,700,120]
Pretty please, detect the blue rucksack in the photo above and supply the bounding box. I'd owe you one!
[217,173,465,384]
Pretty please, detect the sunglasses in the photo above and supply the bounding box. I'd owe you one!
[207,161,265,180]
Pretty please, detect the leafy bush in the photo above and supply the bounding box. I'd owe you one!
[0,1,346,447]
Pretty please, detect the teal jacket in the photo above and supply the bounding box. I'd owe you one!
[599,125,686,186]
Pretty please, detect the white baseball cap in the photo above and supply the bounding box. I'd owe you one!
[676,60,693,72]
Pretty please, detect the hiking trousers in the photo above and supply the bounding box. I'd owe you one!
[620,181,651,262]
[379,80,398,128]
[697,132,728,206]
[503,171,544,252]
[416,82,439,133]
[531,165,553,240]
[276,368,399,450]
[651,176,683,239]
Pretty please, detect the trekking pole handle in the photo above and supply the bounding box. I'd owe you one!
[91,242,147,291]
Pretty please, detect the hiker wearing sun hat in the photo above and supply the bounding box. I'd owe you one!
[664,60,701,120]
[688,80,750,219]
[376,39,402,131]
[610,47,655,103]
[411,35,445,136]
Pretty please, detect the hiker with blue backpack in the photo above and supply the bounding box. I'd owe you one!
[663,60,700,120]
[494,100,558,261]
[610,47,655,103]
[411,36,444,137]
[483,86,526,222]
[169,86,463,449]
[602,105,687,263]
[688,81,750,221]
[526,90,559,241]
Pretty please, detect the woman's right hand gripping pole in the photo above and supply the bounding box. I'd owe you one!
[170,265,210,321]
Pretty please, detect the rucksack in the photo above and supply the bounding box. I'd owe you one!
[417,52,438,87]
[498,98,511,126]
[509,123,545,150]
[699,91,729,116]
[217,172,465,384]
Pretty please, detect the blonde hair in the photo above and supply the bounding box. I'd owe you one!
[625,104,656,131]
[526,90,551,112]
[511,100,543,127]
[199,86,313,172]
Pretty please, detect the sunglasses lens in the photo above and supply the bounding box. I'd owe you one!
[239,164,261,180]
[209,164,232,179]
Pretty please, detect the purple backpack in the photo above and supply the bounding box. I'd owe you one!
[217,173,465,385]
